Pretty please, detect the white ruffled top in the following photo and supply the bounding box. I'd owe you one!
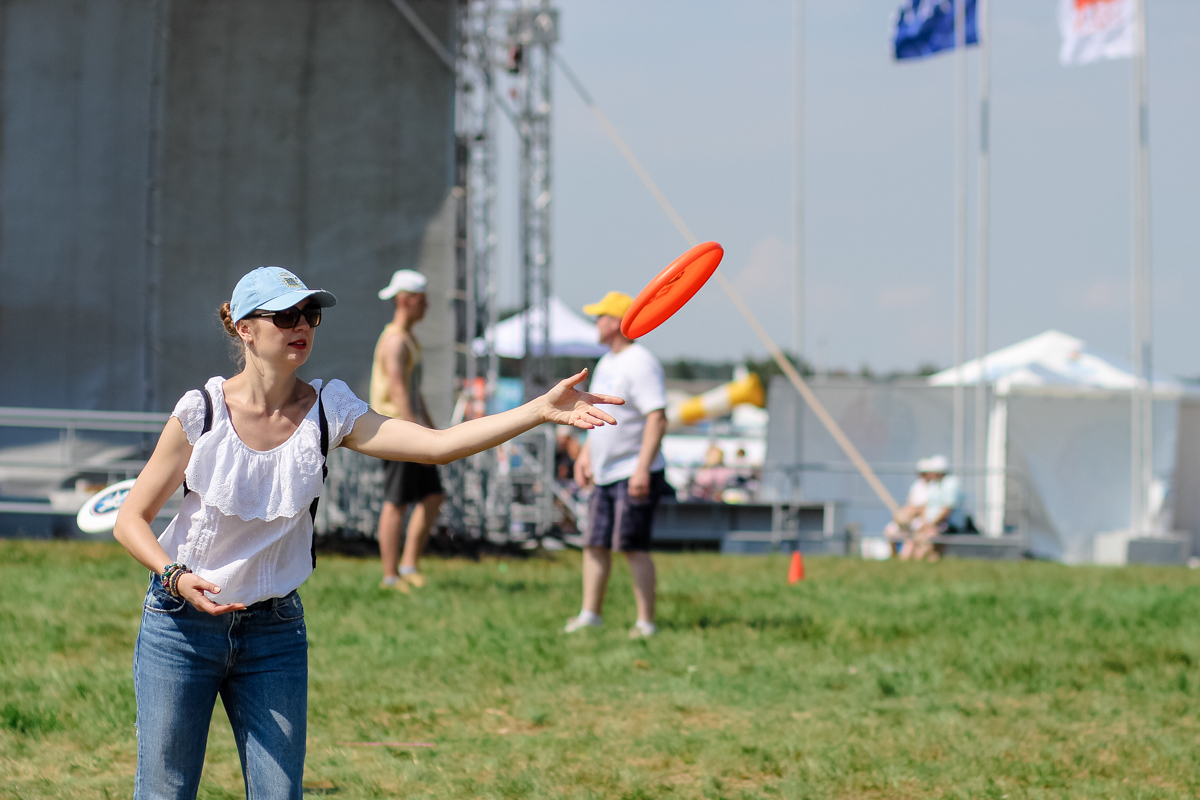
[156,376,369,607]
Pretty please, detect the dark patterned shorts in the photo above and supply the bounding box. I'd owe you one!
[584,470,669,552]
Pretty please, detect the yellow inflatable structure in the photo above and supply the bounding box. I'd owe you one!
[666,373,765,430]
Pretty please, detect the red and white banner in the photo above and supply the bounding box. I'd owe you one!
[1059,0,1136,65]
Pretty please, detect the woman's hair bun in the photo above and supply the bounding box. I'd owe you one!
[219,302,239,338]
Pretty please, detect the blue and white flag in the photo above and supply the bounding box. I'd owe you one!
[892,0,978,60]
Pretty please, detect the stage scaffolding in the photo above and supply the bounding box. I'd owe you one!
[442,0,563,544]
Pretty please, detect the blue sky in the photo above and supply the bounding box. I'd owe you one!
[490,0,1199,376]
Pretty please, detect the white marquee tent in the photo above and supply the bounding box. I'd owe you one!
[930,331,1200,563]
[472,297,607,359]
[928,330,1181,393]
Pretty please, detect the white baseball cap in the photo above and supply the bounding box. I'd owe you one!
[379,269,428,300]
[917,455,950,474]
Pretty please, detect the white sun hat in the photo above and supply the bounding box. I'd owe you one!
[379,269,428,300]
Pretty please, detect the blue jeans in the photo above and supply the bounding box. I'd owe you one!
[133,575,308,800]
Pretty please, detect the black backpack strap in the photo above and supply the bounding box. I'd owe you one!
[182,387,214,498]
[308,386,329,568]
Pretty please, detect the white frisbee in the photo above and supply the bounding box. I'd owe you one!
[76,478,138,534]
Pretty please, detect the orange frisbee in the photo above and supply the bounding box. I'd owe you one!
[621,241,724,339]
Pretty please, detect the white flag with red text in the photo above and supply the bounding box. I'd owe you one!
[1059,0,1137,65]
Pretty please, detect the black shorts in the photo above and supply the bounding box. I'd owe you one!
[382,460,444,506]
[584,470,669,552]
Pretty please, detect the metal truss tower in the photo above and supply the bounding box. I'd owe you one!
[454,0,500,411]
[509,3,557,400]
[446,0,500,538]
[451,0,558,409]
[447,0,560,541]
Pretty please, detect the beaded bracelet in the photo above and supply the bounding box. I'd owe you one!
[168,566,190,597]
[161,562,192,598]
[170,566,191,597]
[160,563,181,595]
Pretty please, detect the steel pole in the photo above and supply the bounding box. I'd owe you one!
[975,0,990,530]
[1129,0,1152,536]
[953,0,968,474]
[793,0,805,365]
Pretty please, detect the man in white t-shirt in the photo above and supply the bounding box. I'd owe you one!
[565,291,668,639]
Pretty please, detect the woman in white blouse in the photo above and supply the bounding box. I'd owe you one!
[114,267,621,800]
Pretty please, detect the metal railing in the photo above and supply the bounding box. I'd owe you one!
[322,424,568,544]
[761,461,1033,548]
[0,406,576,544]
[0,406,168,516]
[312,448,386,537]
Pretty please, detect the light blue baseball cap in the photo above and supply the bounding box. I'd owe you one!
[230,267,337,322]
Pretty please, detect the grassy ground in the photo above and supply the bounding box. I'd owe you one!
[3,541,1200,799]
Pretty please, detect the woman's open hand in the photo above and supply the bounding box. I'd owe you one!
[538,369,623,429]
[176,573,246,616]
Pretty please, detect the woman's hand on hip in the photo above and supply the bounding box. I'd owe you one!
[538,369,623,429]
[177,573,246,616]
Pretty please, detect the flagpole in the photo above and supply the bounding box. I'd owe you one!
[1139,0,1153,535]
[792,0,806,502]
[1130,0,1152,536]
[794,0,805,366]
[953,0,967,476]
[975,0,990,532]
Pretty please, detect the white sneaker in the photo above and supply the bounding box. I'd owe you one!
[629,621,657,639]
[563,614,602,633]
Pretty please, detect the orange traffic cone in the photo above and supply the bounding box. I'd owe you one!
[787,550,805,584]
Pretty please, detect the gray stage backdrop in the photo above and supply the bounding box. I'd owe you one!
[0,0,457,425]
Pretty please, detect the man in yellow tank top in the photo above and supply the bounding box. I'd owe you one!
[371,270,444,591]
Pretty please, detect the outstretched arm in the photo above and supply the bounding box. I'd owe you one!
[342,369,623,464]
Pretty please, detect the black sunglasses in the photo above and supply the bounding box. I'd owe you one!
[246,306,322,329]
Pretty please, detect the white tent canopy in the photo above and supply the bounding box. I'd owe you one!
[765,330,1200,564]
[928,330,1187,393]
[472,297,607,359]
[928,329,1197,562]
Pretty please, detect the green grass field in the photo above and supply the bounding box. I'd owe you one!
[4,541,1200,799]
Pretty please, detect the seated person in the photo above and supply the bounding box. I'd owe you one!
[885,461,931,548]
[903,455,965,561]
[925,458,969,534]
[721,446,759,503]
[689,445,732,502]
